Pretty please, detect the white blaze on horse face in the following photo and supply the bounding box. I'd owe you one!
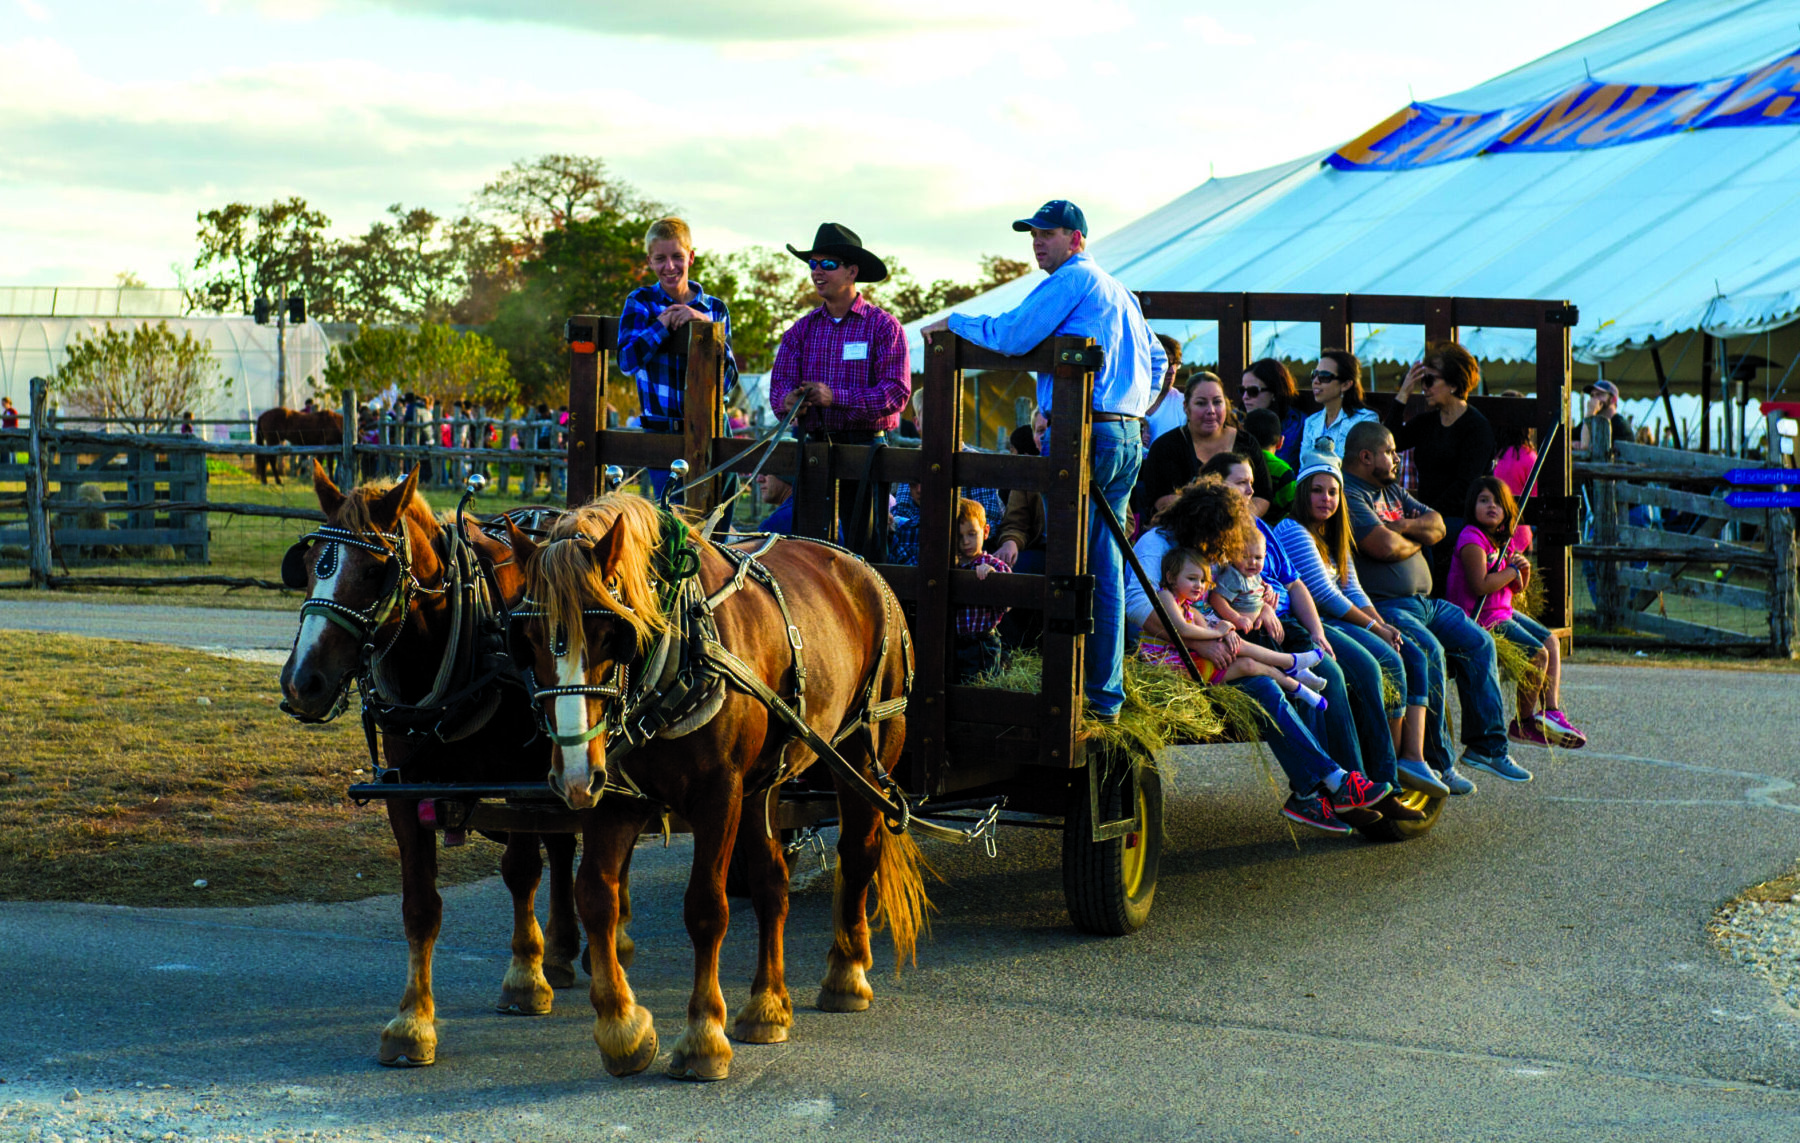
[292,544,351,666]
[554,652,595,798]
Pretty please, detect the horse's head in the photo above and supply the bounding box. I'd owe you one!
[279,461,434,720]
[509,495,674,810]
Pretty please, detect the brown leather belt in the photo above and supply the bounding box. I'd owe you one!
[1090,412,1142,423]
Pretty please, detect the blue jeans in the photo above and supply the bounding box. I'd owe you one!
[1375,595,1508,768]
[1231,676,1337,796]
[1318,621,1401,788]
[1491,612,1551,655]
[1278,627,1366,782]
[1086,420,1142,717]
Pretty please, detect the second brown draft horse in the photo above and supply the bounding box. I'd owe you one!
[507,494,928,1082]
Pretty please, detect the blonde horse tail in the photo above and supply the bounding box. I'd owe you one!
[871,827,937,976]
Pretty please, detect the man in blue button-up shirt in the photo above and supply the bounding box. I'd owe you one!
[923,201,1164,721]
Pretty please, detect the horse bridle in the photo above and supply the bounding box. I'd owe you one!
[509,595,635,749]
[280,523,421,724]
[283,524,416,641]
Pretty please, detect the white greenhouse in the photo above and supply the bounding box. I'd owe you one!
[0,287,331,435]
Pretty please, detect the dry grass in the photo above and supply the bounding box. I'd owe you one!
[0,630,499,906]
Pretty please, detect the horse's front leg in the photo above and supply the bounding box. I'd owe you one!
[379,800,441,1066]
[495,832,553,1015]
[731,786,793,1044]
[667,782,743,1081]
[541,831,583,987]
[579,807,659,1077]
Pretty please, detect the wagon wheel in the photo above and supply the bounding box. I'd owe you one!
[1062,754,1163,936]
[1359,787,1446,842]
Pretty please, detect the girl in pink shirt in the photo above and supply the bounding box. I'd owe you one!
[1446,477,1585,749]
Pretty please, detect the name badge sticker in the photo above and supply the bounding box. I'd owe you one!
[843,341,869,362]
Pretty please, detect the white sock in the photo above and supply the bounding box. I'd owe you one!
[1295,667,1328,691]
[1322,768,1347,793]
[1292,685,1328,713]
[1288,649,1324,673]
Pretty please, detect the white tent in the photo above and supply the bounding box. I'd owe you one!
[0,287,330,430]
[906,0,1800,372]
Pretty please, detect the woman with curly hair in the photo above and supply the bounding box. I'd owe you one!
[1124,476,1392,835]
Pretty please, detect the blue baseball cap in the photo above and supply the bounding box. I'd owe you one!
[1012,200,1088,236]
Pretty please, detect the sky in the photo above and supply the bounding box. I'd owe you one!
[0,0,1663,294]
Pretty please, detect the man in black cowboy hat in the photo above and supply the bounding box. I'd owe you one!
[768,222,912,553]
[769,222,911,437]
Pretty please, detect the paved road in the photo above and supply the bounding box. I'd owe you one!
[0,598,297,661]
[4,655,1800,1140]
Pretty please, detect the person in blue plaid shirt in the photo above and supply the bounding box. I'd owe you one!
[617,217,739,500]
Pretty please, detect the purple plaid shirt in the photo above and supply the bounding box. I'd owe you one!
[769,295,912,432]
[954,553,1011,635]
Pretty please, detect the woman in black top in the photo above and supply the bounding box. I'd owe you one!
[1389,341,1496,590]
[1132,372,1272,523]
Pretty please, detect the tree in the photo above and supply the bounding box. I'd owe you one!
[332,204,463,325]
[191,197,337,318]
[321,323,516,408]
[52,322,229,431]
[484,213,655,404]
[472,154,664,246]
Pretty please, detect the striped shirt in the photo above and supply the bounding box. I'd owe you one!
[1270,517,1374,620]
[768,295,912,433]
[617,281,739,431]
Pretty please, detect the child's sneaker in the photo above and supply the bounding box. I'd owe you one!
[1537,709,1587,748]
[1281,791,1352,835]
[1325,769,1391,812]
[1508,718,1551,747]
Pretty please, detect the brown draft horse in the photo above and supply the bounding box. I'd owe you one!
[256,408,344,484]
[507,494,928,1082]
[279,463,627,1066]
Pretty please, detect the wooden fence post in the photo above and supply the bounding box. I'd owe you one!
[25,377,52,590]
[340,389,357,487]
[1588,414,1622,631]
[1767,505,1798,658]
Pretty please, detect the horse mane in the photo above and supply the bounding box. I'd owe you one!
[532,494,689,660]
[332,477,439,555]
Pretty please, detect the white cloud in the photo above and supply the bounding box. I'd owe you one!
[1181,14,1253,47]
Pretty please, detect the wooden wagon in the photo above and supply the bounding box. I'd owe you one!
[352,290,1576,936]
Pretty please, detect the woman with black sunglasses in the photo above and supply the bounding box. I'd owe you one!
[1239,358,1306,470]
[1297,349,1379,463]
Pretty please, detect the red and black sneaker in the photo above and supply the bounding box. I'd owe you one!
[1326,770,1392,812]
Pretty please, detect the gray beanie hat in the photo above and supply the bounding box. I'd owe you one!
[1294,438,1344,488]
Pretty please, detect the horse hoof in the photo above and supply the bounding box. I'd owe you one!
[815,989,871,1013]
[495,981,553,1016]
[543,961,578,990]
[666,1050,730,1082]
[731,1020,790,1045]
[379,1017,436,1067]
[602,1027,659,1078]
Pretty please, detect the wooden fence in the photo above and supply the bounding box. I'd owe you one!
[1573,414,1799,656]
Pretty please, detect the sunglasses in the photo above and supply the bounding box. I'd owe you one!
[1309,370,1341,382]
[1241,386,1265,398]
[807,258,844,272]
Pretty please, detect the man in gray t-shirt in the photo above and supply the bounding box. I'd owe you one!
[1342,422,1520,789]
